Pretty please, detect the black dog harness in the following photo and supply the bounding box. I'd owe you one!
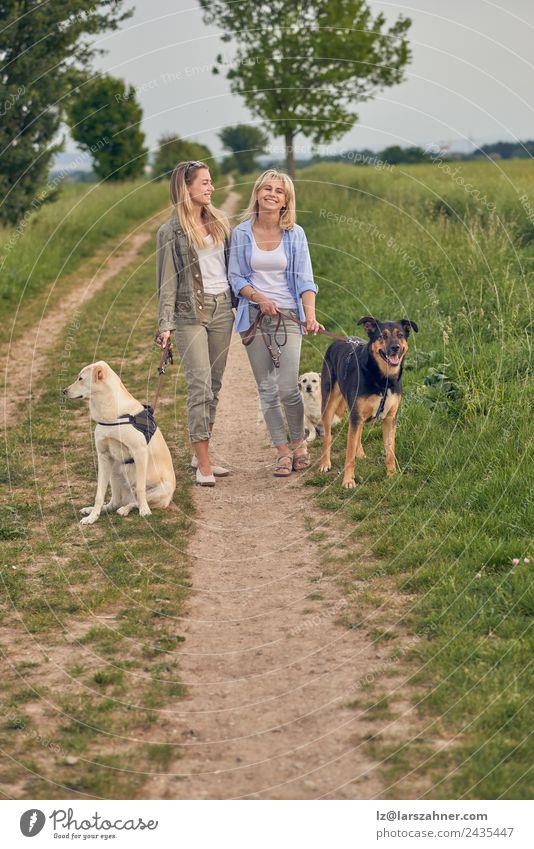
[344,338,391,421]
[97,405,157,463]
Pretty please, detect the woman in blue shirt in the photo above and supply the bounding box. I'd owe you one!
[229,170,321,476]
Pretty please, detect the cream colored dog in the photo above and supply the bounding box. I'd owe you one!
[299,371,341,443]
[64,361,176,524]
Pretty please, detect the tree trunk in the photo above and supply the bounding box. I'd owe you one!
[285,131,296,180]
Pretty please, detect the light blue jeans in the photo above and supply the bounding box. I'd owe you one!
[174,290,234,442]
[241,305,305,446]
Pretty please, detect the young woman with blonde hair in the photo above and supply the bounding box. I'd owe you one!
[229,169,321,477]
[156,160,234,486]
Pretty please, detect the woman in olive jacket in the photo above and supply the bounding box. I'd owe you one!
[156,161,234,487]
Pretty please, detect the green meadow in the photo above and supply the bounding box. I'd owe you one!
[290,160,533,798]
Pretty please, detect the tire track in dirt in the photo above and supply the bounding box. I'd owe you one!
[1,207,173,430]
[146,189,426,800]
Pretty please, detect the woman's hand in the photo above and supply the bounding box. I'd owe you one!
[256,294,278,316]
[304,315,324,336]
[156,330,172,349]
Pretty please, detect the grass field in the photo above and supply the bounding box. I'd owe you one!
[286,160,533,798]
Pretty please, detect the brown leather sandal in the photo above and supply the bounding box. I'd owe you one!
[273,454,293,477]
[292,442,311,471]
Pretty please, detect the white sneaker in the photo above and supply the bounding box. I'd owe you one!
[196,467,216,487]
[191,455,230,477]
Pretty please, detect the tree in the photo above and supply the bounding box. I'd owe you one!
[199,0,411,179]
[218,124,268,174]
[152,134,219,181]
[0,0,131,225]
[67,75,147,180]
[380,145,429,165]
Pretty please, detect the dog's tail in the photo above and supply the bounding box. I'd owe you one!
[321,343,337,414]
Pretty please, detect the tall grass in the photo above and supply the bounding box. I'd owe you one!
[291,160,533,798]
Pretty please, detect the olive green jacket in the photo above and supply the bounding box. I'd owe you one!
[156,210,232,331]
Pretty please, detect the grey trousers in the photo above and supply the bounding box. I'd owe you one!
[241,305,305,447]
[174,290,234,443]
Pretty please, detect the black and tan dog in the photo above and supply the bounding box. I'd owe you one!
[319,316,418,488]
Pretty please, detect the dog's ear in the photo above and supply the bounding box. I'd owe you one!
[92,364,106,382]
[357,316,379,336]
[399,319,419,335]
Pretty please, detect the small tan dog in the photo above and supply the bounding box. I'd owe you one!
[299,371,340,443]
[64,361,176,524]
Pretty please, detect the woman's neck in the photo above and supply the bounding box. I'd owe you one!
[192,204,205,225]
[256,211,281,230]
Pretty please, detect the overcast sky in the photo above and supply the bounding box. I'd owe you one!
[82,0,534,159]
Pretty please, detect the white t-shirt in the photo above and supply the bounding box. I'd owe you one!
[250,235,296,309]
[196,235,230,295]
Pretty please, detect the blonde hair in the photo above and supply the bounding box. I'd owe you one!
[243,169,296,230]
[170,161,230,249]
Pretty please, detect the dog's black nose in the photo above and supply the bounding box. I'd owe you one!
[306,386,313,392]
[62,388,68,396]
[390,345,401,354]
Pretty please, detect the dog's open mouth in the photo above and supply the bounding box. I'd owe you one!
[379,349,402,367]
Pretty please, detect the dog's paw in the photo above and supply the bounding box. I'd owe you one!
[117,505,133,517]
[342,479,356,489]
[305,430,316,444]
[139,505,152,517]
[80,512,100,525]
[319,461,331,473]
[79,506,94,516]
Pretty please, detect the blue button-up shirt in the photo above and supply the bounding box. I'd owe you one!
[228,218,319,332]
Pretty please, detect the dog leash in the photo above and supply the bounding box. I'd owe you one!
[241,309,288,367]
[241,308,348,368]
[151,338,174,412]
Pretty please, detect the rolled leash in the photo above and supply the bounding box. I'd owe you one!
[152,334,173,413]
[242,309,349,365]
[241,309,287,368]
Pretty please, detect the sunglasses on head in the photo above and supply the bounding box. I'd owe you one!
[184,160,204,176]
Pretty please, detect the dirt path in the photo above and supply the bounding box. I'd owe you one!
[147,190,422,800]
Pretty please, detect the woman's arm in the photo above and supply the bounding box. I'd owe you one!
[239,284,278,316]
[228,228,252,296]
[301,290,322,335]
[295,227,322,334]
[156,227,179,333]
[229,228,277,315]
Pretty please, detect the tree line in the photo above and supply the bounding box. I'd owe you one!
[1,0,412,227]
